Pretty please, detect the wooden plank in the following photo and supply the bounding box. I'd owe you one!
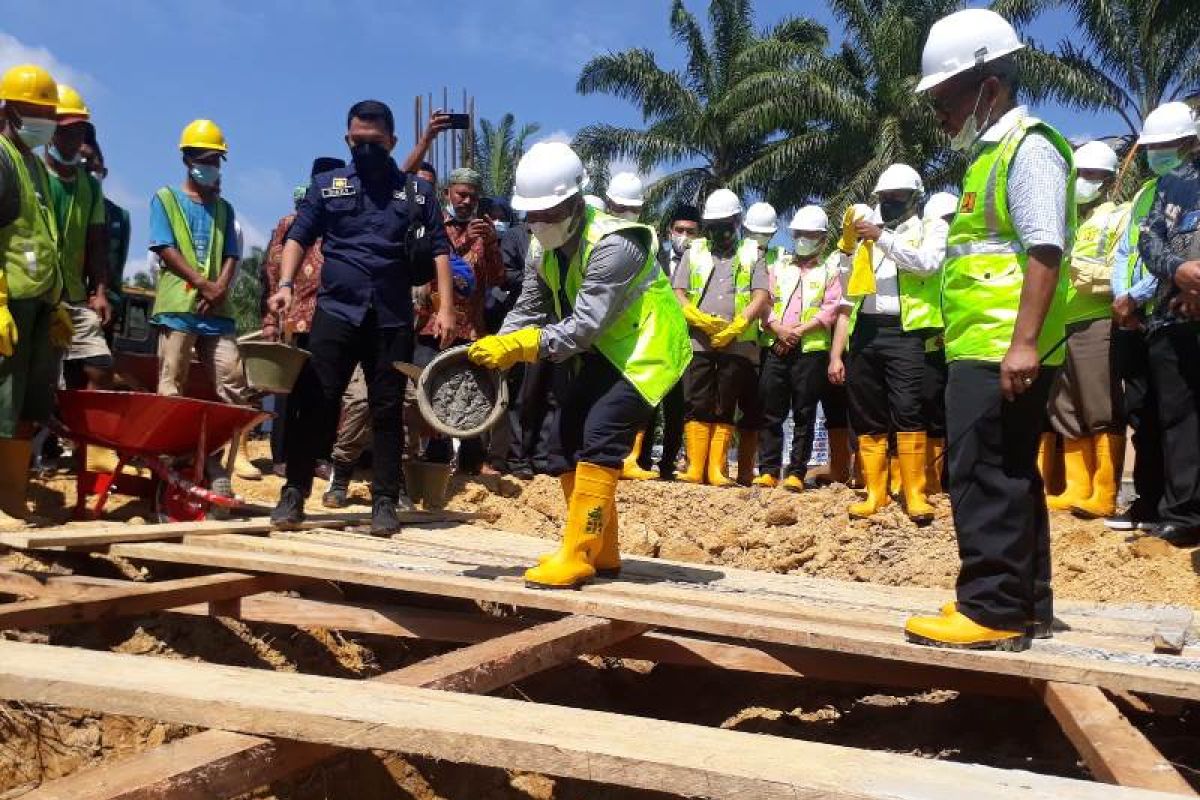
[1041,682,1197,796]
[111,540,1200,702]
[0,640,1173,800]
[0,570,120,601]
[17,617,646,800]
[0,573,303,629]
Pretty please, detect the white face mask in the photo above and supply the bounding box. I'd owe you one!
[529,213,580,250]
[950,85,993,153]
[48,143,81,166]
[792,235,823,256]
[669,232,693,256]
[1075,178,1104,206]
[746,232,772,247]
[16,116,56,149]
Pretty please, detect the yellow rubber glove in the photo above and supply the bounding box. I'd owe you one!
[836,206,861,254]
[49,303,73,350]
[846,241,877,297]
[0,272,16,358]
[681,303,727,337]
[709,315,751,349]
[467,326,541,371]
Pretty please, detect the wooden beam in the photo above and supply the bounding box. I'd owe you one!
[110,540,1200,702]
[1040,682,1197,796]
[0,573,303,629]
[17,617,646,800]
[0,640,1169,800]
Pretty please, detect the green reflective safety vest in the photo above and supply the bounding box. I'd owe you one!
[1064,200,1131,324]
[846,217,943,333]
[942,115,1077,365]
[0,135,61,302]
[764,250,837,353]
[1123,179,1158,310]
[151,187,231,317]
[53,165,101,303]
[686,237,762,344]
[538,206,691,406]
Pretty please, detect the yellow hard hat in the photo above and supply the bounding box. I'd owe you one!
[0,63,58,109]
[179,119,228,153]
[56,84,89,122]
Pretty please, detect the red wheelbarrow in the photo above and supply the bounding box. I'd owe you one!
[56,390,270,522]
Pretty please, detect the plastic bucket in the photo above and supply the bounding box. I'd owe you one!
[239,341,310,394]
[404,460,454,508]
[413,345,508,438]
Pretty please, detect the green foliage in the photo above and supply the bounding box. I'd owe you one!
[126,271,156,291]
[228,246,265,335]
[473,114,541,199]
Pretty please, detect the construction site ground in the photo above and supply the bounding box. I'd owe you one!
[1,438,1197,799]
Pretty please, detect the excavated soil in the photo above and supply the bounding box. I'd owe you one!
[1,440,1197,798]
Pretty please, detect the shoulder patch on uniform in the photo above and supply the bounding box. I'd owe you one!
[960,192,976,214]
[394,190,425,204]
[321,176,356,198]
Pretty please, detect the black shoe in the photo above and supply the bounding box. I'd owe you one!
[512,465,535,480]
[1029,620,1055,639]
[1104,506,1159,531]
[371,497,402,536]
[271,486,306,529]
[1151,524,1200,547]
[322,461,354,509]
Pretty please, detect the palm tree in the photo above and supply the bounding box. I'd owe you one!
[574,0,826,218]
[472,114,541,200]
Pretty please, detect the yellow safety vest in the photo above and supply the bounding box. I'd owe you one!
[151,187,231,317]
[0,135,61,301]
[1065,200,1131,324]
[765,251,837,353]
[686,237,762,344]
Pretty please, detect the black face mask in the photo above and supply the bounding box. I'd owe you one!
[708,224,738,251]
[879,198,914,226]
[350,141,391,175]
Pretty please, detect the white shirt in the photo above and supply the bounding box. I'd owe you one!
[838,214,926,315]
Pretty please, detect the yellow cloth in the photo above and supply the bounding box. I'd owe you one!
[841,206,877,297]
[467,326,541,371]
[49,303,73,350]
[681,303,727,336]
[0,273,15,357]
[709,315,750,349]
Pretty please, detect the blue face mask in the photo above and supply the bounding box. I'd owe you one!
[1147,149,1184,177]
[189,162,221,187]
[48,143,81,166]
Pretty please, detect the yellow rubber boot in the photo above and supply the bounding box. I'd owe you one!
[620,430,658,481]
[826,428,850,484]
[234,433,263,480]
[706,423,736,487]
[905,610,1030,651]
[1036,433,1057,493]
[925,437,945,495]
[888,453,902,497]
[752,474,778,488]
[677,421,711,484]
[1046,436,1094,511]
[525,462,618,589]
[0,438,34,529]
[848,435,890,518]
[537,472,576,565]
[896,431,936,524]
[736,428,758,486]
[539,470,620,576]
[782,474,804,492]
[1071,432,1123,519]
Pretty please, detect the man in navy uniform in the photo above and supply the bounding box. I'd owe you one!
[268,100,454,534]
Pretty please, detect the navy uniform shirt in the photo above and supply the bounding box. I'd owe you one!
[287,159,449,328]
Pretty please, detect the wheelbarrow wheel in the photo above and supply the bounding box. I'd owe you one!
[153,478,209,523]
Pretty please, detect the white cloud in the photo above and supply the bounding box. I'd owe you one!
[534,129,574,145]
[0,32,96,93]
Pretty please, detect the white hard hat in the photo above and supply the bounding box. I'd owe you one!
[605,172,645,207]
[916,9,1024,93]
[511,142,587,212]
[923,191,960,221]
[874,163,924,195]
[583,194,605,211]
[1139,102,1198,146]
[788,205,829,232]
[743,202,778,234]
[702,188,743,221]
[1074,140,1119,172]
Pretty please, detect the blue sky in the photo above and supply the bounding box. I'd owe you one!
[0,0,1123,277]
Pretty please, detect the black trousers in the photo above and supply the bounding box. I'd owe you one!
[923,347,948,439]
[738,349,766,429]
[269,332,312,466]
[637,379,684,477]
[511,360,558,473]
[1114,328,1162,519]
[548,354,653,474]
[847,315,927,435]
[683,351,759,425]
[1148,323,1200,528]
[284,308,412,500]
[948,361,1055,630]
[487,362,526,471]
[819,381,849,431]
[412,336,485,471]
[758,347,828,478]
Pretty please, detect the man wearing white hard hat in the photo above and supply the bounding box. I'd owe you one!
[1138,104,1200,548]
[468,141,690,588]
[1107,103,1199,533]
[904,8,1076,652]
[671,189,770,487]
[753,205,845,491]
[604,172,644,222]
[919,191,960,494]
[1044,141,1130,521]
[829,163,942,525]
